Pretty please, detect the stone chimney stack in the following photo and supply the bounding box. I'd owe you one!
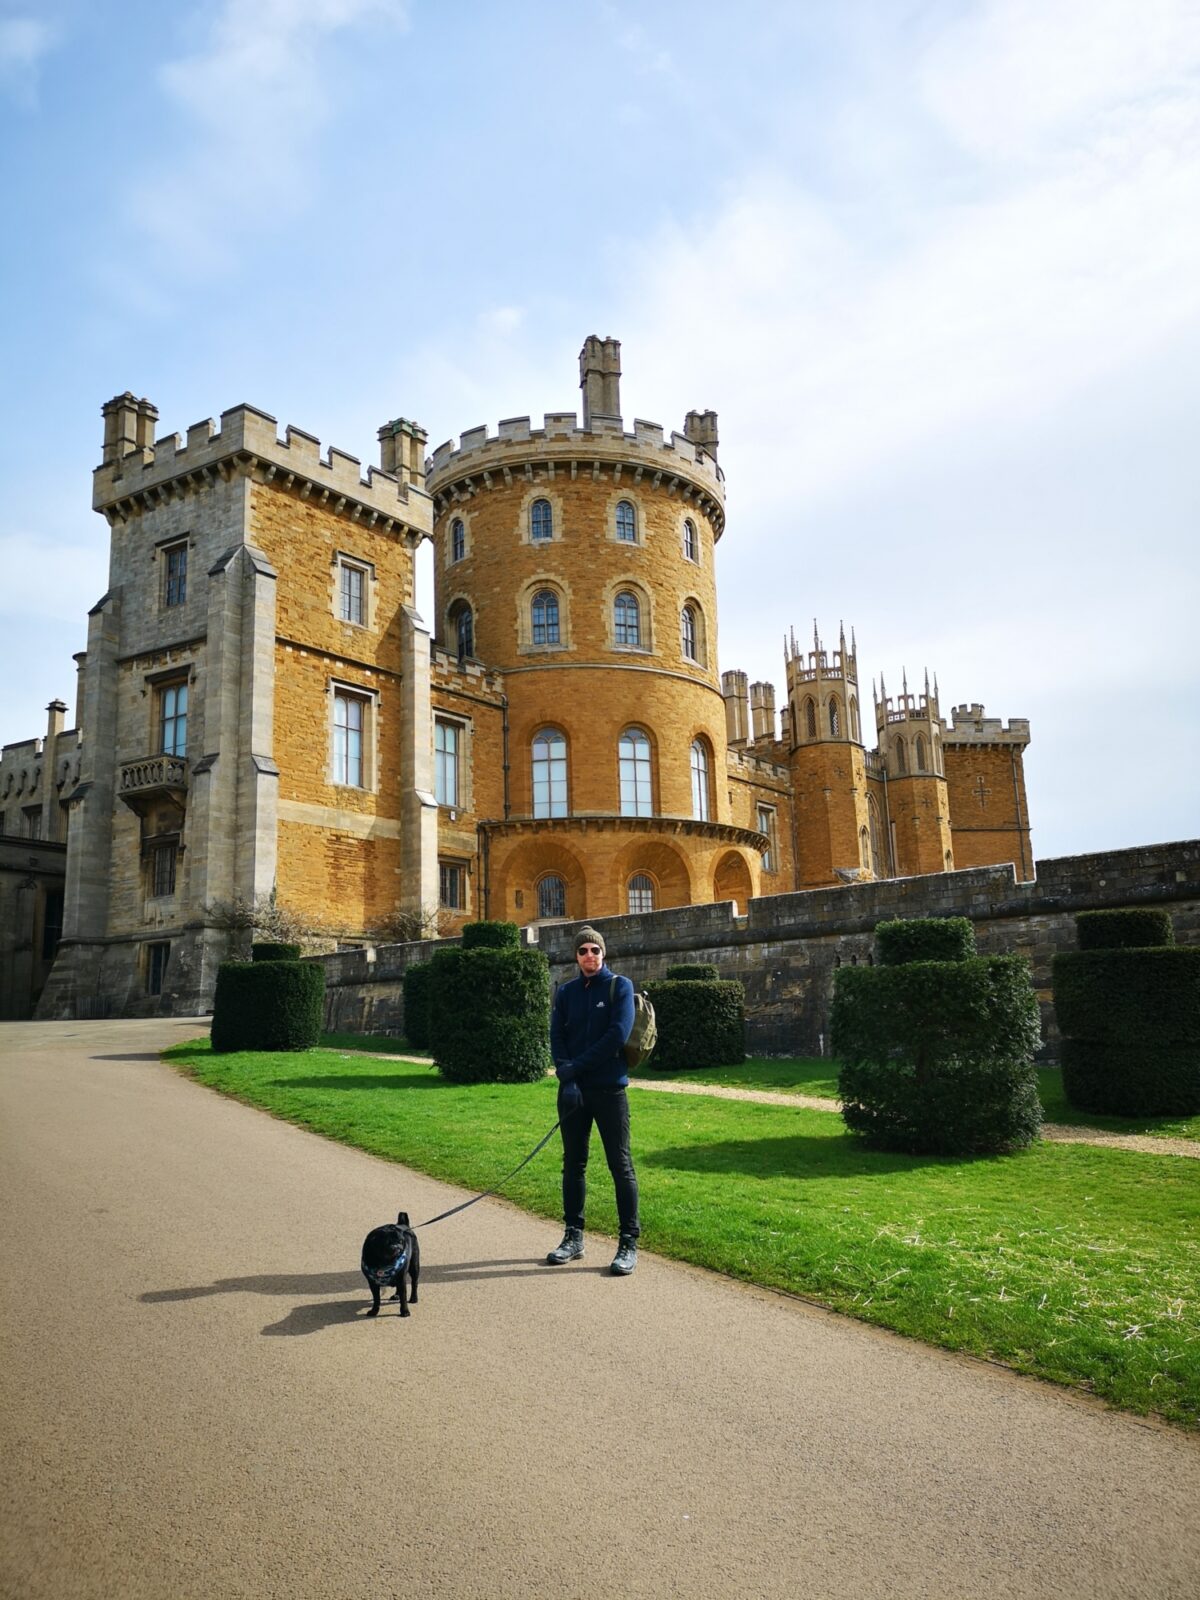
[579,335,622,429]
[378,417,428,490]
[101,393,157,466]
[73,653,87,737]
[45,700,67,741]
[750,681,776,742]
[722,670,750,744]
[684,409,719,465]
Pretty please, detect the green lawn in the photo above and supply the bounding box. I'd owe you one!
[634,1056,1200,1141]
[165,1040,1200,1429]
[321,1032,430,1059]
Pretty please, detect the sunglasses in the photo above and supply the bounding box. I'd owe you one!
[577,945,602,955]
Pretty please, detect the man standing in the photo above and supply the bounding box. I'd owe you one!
[545,925,640,1275]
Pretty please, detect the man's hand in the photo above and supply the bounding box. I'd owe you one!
[559,1080,583,1116]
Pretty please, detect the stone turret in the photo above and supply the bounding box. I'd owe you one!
[579,335,622,428]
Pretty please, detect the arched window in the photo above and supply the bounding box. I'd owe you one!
[453,604,473,661]
[531,589,560,646]
[828,696,841,737]
[690,739,710,821]
[681,605,697,661]
[451,518,465,563]
[860,826,870,866]
[895,736,907,774]
[628,873,655,914]
[805,697,817,739]
[619,727,653,817]
[530,498,553,541]
[537,874,566,919]
[849,696,860,742]
[531,728,567,818]
[682,518,698,562]
[614,591,641,648]
[615,500,636,542]
[915,735,927,771]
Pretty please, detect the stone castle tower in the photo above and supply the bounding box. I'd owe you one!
[12,333,1034,1018]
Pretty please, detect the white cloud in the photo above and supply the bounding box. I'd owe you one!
[0,16,58,107]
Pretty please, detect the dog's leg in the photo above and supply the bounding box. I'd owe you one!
[409,1236,419,1305]
[396,1272,409,1318]
[366,1276,381,1318]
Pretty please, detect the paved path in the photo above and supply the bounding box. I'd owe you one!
[2,1019,1198,1600]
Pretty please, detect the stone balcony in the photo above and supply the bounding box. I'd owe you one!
[118,754,189,814]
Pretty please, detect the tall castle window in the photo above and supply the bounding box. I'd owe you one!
[614,592,641,648]
[628,873,655,914]
[681,605,697,662]
[690,739,710,821]
[151,842,178,898]
[530,498,553,542]
[333,691,365,787]
[757,804,776,871]
[615,500,636,542]
[163,543,187,608]
[895,736,907,774]
[452,604,474,660]
[915,734,927,771]
[619,727,653,817]
[439,861,465,910]
[451,518,465,562]
[159,682,188,757]
[435,719,459,807]
[338,558,368,625]
[532,728,567,818]
[805,697,817,739]
[828,696,841,737]
[146,942,170,996]
[531,590,560,646]
[850,696,860,742]
[683,518,698,562]
[537,874,566,919]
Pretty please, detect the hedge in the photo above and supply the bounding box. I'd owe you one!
[461,920,522,951]
[875,917,975,967]
[1053,909,1199,1116]
[431,945,550,1083]
[1075,908,1174,951]
[665,963,720,982]
[643,979,744,1070]
[832,954,1042,1155]
[251,942,302,963]
[211,959,325,1052]
[402,960,434,1051]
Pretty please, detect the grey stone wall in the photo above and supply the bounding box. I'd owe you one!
[316,840,1200,1059]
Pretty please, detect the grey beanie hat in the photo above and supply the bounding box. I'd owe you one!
[574,925,606,957]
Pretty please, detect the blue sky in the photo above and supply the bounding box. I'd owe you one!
[2,0,1197,861]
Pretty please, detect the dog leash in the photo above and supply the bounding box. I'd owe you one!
[413,1110,574,1230]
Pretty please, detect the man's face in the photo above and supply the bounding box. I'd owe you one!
[576,942,603,977]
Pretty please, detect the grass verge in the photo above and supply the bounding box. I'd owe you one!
[165,1039,1199,1428]
[321,1032,430,1058]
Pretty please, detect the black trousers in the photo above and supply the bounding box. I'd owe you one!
[559,1083,640,1240]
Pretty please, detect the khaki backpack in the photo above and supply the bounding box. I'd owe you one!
[612,976,657,1069]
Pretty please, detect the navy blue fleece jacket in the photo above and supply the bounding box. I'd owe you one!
[551,964,635,1089]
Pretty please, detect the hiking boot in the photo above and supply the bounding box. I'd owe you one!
[545,1227,584,1265]
[610,1235,638,1276]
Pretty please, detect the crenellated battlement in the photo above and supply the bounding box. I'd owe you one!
[944,704,1030,745]
[425,409,725,532]
[93,395,433,537]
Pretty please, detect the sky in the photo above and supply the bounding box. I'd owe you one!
[1,0,1197,862]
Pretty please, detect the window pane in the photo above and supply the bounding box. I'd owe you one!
[690,740,709,821]
[628,873,654,914]
[616,500,636,541]
[537,875,566,918]
[161,683,188,757]
[531,499,552,541]
[435,721,459,807]
[683,519,697,562]
[615,593,640,648]
[681,606,696,660]
[335,693,365,786]
[532,591,560,646]
[619,728,652,817]
[165,545,187,607]
[341,563,365,624]
[532,729,567,818]
[456,608,473,658]
[440,862,463,909]
[452,519,465,562]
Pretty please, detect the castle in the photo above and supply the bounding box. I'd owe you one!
[1,337,1032,1018]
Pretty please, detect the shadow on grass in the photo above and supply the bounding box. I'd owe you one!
[643,1131,963,1181]
[269,1073,449,1092]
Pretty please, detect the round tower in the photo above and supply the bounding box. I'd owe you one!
[874,669,954,876]
[423,337,766,923]
[784,622,874,884]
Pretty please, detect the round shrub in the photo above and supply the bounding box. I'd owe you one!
[832,955,1042,1155]
[431,945,550,1083]
[875,917,976,967]
[1075,908,1174,950]
[211,959,325,1052]
[402,959,434,1052]
[643,979,744,1070]
[252,942,302,963]
[461,920,522,951]
[665,963,720,982]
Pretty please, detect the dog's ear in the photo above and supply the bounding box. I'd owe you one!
[396,1211,410,1227]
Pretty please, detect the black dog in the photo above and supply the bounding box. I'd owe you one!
[360,1212,420,1318]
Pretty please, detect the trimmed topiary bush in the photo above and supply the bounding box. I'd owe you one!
[1053,909,1200,1116]
[461,920,522,951]
[211,959,325,1052]
[402,959,434,1052]
[643,978,744,1070]
[431,943,550,1083]
[665,963,720,982]
[875,917,976,966]
[252,942,302,963]
[1075,908,1174,951]
[833,916,1041,1155]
